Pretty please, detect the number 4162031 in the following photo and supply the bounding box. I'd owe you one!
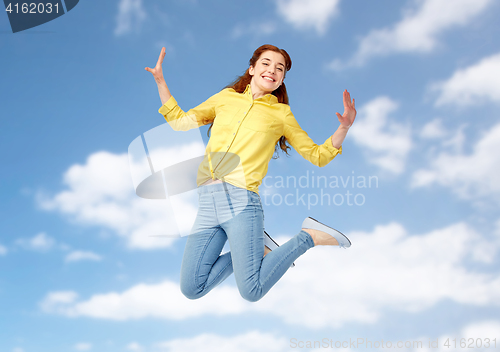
[443,338,497,349]
[5,3,60,14]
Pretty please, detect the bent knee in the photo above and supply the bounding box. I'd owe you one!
[180,280,205,300]
[238,288,263,302]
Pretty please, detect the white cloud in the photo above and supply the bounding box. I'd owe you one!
[420,118,447,139]
[349,97,412,174]
[126,342,144,351]
[39,281,247,320]
[431,52,500,107]
[15,232,55,252]
[40,291,79,314]
[12,348,24,352]
[0,244,7,256]
[40,221,500,329]
[114,0,147,36]
[440,125,466,153]
[419,120,466,155]
[74,342,92,351]
[37,151,188,249]
[457,321,500,348]
[330,0,493,70]
[412,123,500,199]
[155,331,288,352]
[65,251,102,263]
[276,0,340,34]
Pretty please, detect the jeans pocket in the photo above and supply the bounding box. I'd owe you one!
[227,187,250,204]
[248,191,261,205]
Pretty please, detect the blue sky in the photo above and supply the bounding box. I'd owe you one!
[1,0,500,351]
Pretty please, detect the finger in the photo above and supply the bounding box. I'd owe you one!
[156,47,165,67]
[353,98,355,109]
[336,112,342,119]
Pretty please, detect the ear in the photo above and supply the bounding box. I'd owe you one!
[249,66,255,76]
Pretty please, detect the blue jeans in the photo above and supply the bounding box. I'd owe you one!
[180,182,315,302]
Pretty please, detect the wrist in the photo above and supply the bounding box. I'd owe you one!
[338,124,350,132]
[155,76,166,85]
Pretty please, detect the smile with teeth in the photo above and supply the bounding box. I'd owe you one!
[262,76,275,82]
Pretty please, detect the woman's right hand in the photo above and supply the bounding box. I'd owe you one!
[145,47,166,84]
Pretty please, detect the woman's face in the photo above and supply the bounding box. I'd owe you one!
[249,50,286,97]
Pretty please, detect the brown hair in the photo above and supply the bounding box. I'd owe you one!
[208,44,292,158]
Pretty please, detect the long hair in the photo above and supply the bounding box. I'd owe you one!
[208,44,292,158]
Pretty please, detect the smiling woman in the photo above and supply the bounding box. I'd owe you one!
[145,44,357,302]
[214,44,293,156]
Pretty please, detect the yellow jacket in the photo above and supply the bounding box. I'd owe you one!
[158,85,342,194]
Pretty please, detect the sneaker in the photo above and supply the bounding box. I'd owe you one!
[302,217,351,249]
[264,231,295,268]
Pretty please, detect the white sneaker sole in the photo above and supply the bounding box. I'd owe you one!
[302,217,351,249]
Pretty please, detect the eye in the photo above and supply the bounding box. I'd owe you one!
[277,67,283,72]
[262,62,268,66]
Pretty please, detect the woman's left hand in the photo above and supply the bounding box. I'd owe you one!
[336,90,356,129]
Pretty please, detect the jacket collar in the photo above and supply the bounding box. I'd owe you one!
[244,84,279,105]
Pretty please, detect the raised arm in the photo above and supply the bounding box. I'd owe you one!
[331,89,356,148]
[283,89,356,167]
[145,47,171,105]
[146,47,219,131]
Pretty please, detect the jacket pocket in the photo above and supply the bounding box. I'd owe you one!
[214,107,239,126]
[243,115,275,132]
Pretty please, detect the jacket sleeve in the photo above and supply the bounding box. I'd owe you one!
[158,90,224,131]
[283,107,342,167]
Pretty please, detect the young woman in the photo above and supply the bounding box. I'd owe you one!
[146,44,356,302]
